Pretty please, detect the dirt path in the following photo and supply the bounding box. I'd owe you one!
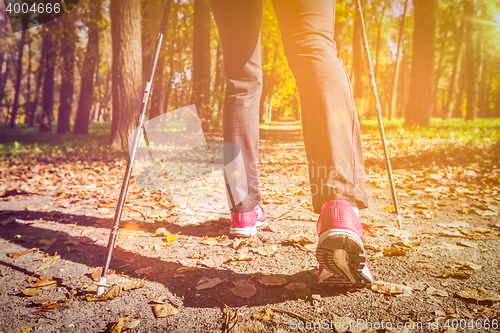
[1,122,499,333]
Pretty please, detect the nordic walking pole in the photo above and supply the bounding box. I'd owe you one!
[96,0,173,296]
[356,0,403,228]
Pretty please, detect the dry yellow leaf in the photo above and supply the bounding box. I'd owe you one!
[175,266,198,273]
[34,255,61,273]
[22,288,41,296]
[152,304,178,318]
[165,235,178,243]
[8,248,36,259]
[39,238,57,246]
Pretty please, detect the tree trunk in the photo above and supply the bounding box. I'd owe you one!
[430,29,449,118]
[211,40,225,127]
[352,0,365,123]
[109,0,142,149]
[57,13,77,134]
[24,31,32,124]
[404,0,438,127]
[373,1,387,79]
[74,0,102,134]
[9,29,27,128]
[443,12,464,119]
[40,27,58,133]
[388,0,408,120]
[149,54,164,120]
[260,42,279,123]
[464,0,477,121]
[452,61,466,118]
[192,0,211,130]
[29,53,44,127]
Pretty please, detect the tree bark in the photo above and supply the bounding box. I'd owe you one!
[464,0,477,121]
[109,0,142,149]
[260,41,279,124]
[404,0,438,127]
[29,54,44,127]
[211,40,225,128]
[430,29,449,118]
[452,60,466,118]
[40,26,58,133]
[192,0,211,130]
[74,0,102,134]
[9,29,27,128]
[149,53,164,120]
[24,30,32,124]
[57,13,77,134]
[388,0,408,120]
[443,11,464,119]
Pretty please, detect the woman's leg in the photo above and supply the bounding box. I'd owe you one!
[272,0,368,213]
[209,0,264,213]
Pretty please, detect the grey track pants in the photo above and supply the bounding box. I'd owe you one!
[210,0,368,214]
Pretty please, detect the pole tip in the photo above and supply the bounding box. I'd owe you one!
[96,277,108,296]
[395,214,403,229]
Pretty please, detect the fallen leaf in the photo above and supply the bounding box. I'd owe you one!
[385,205,395,212]
[123,319,141,330]
[268,224,284,233]
[40,302,58,309]
[88,284,122,301]
[253,308,274,322]
[196,277,223,290]
[231,280,256,299]
[426,286,449,297]
[287,235,315,245]
[8,248,36,259]
[118,280,146,291]
[152,304,178,318]
[153,227,170,236]
[1,218,13,226]
[200,238,217,246]
[371,281,412,295]
[22,288,41,296]
[175,266,198,273]
[34,254,60,273]
[39,238,57,246]
[382,247,408,256]
[254,275,287,286]
[457,240,477,248]
[393,241,420,248]
[198,257,225,268]
[456,262,482,270]
[91,267,115,282]
[384,228,412,238]
[251,245,277,256]
[17,328,33,333]
[457,287,500,302]
[30,278,57,288]
[165,235,178,243]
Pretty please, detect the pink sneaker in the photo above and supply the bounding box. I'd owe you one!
[229,204,267,238]
[316,200,373,287]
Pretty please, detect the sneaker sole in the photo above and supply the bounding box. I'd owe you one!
[316,229,373,287]
[229,218,266,238]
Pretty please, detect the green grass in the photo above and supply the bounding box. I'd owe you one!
[361,117,500,147]
[0,122,118,161]
[1,118,498,163]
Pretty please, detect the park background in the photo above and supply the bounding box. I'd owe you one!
[0,0,499,148]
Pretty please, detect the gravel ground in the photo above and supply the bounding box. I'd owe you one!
[1,123,499,333]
